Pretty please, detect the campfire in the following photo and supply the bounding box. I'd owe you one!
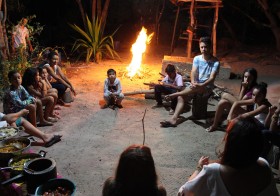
[126,27,154,79]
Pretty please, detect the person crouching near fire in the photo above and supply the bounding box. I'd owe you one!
[102,69,124,109]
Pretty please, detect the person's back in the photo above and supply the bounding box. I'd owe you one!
[103,177,166,196]
[178,118,279,196]
[220,158,274,196]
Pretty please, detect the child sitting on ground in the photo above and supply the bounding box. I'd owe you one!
[152,64,184,115]
[102,69,124,109]
[22,67,58,122]
[3,70,53,127]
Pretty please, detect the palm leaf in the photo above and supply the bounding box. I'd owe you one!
[70,15,120,63]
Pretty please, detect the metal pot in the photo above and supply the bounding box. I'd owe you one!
[6,150,47,175]
[1,158,57,194]
[35,178,76,196]
[0,137,34,162]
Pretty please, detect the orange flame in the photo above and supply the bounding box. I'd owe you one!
[126,27,154,78]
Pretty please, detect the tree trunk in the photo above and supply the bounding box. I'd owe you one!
[76,0,86,29]
[91,0,97,22]
[3,0,9,57]
[257,0,280,52]
[100,0,110,33]
[97,0,102,19]
[0,0,9,60]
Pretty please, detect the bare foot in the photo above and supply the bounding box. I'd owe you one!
[38,121,53,127]
[206,126,216,132]
[54,105,62,110]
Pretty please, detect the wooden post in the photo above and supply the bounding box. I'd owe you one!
[212,2,219,57]
[170,6,180,54]
[186,0,195,58]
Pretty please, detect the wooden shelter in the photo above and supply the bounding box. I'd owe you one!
[169,0,222,58]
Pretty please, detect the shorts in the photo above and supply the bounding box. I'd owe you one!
[15,117,23,127]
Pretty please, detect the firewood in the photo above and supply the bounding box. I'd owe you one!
[124,89,154,96]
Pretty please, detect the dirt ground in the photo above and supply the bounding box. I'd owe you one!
[2,45,280,195]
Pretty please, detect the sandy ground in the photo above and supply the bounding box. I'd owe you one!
[1,45,280,195]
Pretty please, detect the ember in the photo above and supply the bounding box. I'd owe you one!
[126,27,154,79]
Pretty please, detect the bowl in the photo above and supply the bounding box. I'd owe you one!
[35,178,76,196]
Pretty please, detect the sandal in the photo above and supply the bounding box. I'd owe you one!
[44,135,62,148]
[160,121,177,128]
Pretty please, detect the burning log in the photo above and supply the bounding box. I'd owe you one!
[124,89,154,96]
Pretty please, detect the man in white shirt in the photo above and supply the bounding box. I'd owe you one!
[12,17,33,54]
[161,37,220,127]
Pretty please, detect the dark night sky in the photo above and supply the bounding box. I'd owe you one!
[9,0,275,50]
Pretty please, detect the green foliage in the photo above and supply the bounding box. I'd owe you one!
[70,16,120,63]
[0,15,44,98]
[0,45,33,99]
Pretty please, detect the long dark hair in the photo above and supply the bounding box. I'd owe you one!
[114,145,159,196]
[240,68,258,92]
[254,82,268,98]
[22,67,38,89]
[47,50,59,61]
[220,118,264,169]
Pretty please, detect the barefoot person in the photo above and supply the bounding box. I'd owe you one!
[227,82,271,129]
[161,37,220,127]
[3,70,53,127]
[44,50,76,105]
[22,67,58,122]
[0,109,62,147]
[206,68,258,132]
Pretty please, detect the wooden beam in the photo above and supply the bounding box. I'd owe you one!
[212,2,219,56]
[124,89,154,96]
[170,6,180,54]
[186,0,195,58]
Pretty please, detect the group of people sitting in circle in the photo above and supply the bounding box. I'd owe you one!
[100,36,280,195]
[0,50,76,147]
[1,34,280,194]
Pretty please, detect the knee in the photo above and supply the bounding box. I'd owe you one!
[118,93,124,99]
[47,96,54,103]
[221,93,231,100]
[36,99,42,106]
[177,96,184,103]
[52,93,58,99]
[104,94,110,99]
[218,99,228,107]
[27,104,36,112]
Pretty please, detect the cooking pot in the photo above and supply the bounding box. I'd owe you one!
[0,137,34,162]
[35,178,76,196]
[7,150,47,175]
[1,157,57,194]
